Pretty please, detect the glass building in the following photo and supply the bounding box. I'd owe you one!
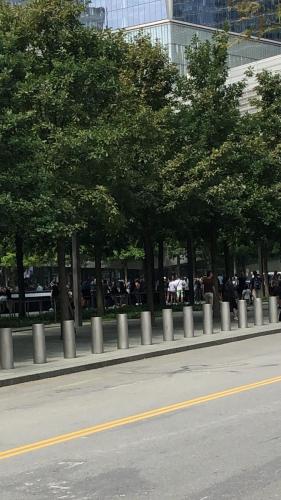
[126,20,281,74]
[82,0,281,39]
[81,1,281,73]
[8,0,281,73]
[80,1,169,29]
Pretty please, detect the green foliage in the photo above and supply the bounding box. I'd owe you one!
[163,32,245,244]
[1,0,281,286]
[111,245,144,262]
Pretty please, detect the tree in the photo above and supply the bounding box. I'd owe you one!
[110,36,179,318]
[18,0,131,326]
[0,1,44,316]
[163,32,245,309]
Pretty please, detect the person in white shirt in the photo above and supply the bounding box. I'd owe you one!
[242,285,252,306]
[173,277,182,303]
[175,277,188,303]
[167,277,177,304]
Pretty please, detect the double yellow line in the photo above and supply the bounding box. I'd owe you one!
[1,374,281,461]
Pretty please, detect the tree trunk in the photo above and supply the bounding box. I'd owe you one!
[95,245,104,316]
[262,240,269,297]
[257,241,265,298]
[176,254,181,276]
[158,240,165,308]
[15,234,25,318]
[233,255,237,276]
[124,262,128,284]
[57,237,71,337]
[223,241,231,280]
[72,233,82,328]
[143,230,155,321]
[209,231,220,318]
[186,235,195,305]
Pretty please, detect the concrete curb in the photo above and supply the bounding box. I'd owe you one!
[1,324,281,388]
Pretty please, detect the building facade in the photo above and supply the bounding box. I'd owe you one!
[80,1,281,74]
[82,0,281,40]
[7,0,281,74]
[125,19,281,74]
[227,52,281,113]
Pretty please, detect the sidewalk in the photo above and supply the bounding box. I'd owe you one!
[1,307,280,387]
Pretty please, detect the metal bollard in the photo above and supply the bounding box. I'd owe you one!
[117,314,129,349]
[63,320,76,358]
[32,324,47,364]
[238,300,248,329]
[220,302,231,332]
[162,308,174,341]
[183,306,194,338]
[269,296,278,324]
[91,317,104,354]
[141,311,152,345]
[0,328,14,369]
[203,304,213,335]
[254,298,263,326]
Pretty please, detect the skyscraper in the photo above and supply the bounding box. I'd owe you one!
[80,0,281,73]
[83,0,281,40]
[7,0,281,73]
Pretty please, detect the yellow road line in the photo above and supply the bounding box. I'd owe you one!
[1,374,281,461]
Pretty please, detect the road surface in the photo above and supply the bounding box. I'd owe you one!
[1,333,281,499]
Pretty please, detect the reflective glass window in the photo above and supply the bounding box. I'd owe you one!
[82,0,168,29]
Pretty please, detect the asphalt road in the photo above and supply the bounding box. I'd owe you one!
[2,333,281,499]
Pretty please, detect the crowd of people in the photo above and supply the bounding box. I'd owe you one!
[191,270,281,320]
[1,270,281,317]
[80,277,147,309]
[79,270,281,314]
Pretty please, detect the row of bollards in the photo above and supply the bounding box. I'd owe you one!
[0,297,279,370]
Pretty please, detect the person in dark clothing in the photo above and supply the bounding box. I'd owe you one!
[237,272,246,299]
[222,278,238,320]
[270,271,279,296]
[250,271,262,299]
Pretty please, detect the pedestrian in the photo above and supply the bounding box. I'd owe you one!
[174,276,186,303]
[134,279,142,306]
[237,272,246,299]
[194,278,202,303]
[167,276,177,304]
[223,278,238,320]
[250,271,262,299]
[183,277,189,303]
[51,281,59,314]
[270,271,279,296]
[242,284,251,306]
[203,271,215,306]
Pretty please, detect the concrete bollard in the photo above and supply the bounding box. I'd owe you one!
[91,317,104,354]
[220,302,231,332]
[238,300,248,329]
[162,308,174,341]
[203,304,213,335]
[254,298,263,326]
[117,313,129,349]
[63,320,76,358]
[32,323,47,364]
[269,296,278,324]
[0,328,14,369]
[183,306,194,338]
[141,311,152,345]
